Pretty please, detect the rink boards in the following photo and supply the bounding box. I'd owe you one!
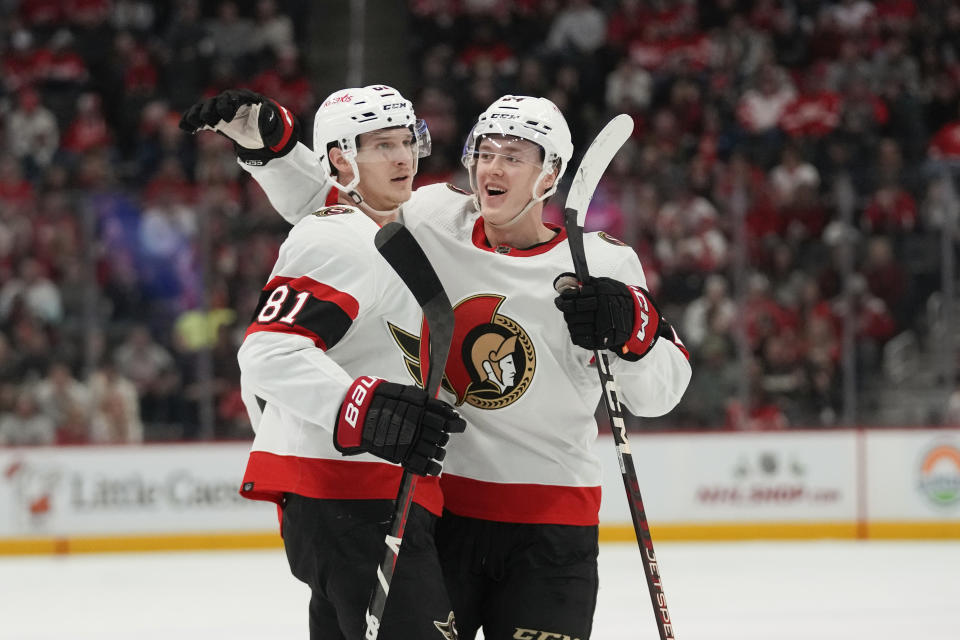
[1,428,958,554]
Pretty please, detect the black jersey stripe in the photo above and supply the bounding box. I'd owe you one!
[245,288,354,351]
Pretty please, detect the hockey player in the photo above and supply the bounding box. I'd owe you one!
[181,87,465,640]
[182,90,691,639]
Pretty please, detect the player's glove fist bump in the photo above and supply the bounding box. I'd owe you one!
[554,273,662,361]
[179,89,299,165]
[334,377,466,476]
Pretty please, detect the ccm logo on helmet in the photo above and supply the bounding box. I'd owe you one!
[383,102,407,110]
[490,113,520,119]
[323,93,353,107]
[342,376,380,428]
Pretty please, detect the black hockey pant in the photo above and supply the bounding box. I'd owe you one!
[436,510,599,640]
[282,494,457,640]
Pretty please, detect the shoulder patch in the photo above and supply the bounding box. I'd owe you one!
[312,205,356,217]
[446,183,472,196]
[598,231,628,246]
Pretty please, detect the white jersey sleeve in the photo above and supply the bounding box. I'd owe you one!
[239,142,333,226]
[584,234,692,418]
[238,208,381,432]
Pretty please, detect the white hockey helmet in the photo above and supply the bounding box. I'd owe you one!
[461,95,573,217]
[313,85,431,205]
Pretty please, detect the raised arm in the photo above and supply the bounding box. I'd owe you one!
[179,89,333,225]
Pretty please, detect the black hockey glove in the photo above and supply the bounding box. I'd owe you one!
[178,89,299,165]
[554,273,663,361]
[334,376,466,477]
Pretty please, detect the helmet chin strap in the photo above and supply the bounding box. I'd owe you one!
[484,197,540,228]
[335,156,406,220]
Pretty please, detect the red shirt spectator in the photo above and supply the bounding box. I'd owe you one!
[862,186,916,232]
[62,93,112,154]
[928,120,960,158]
[780,90,843,138]
[0,158,36,211]
[249,46,314,117]
[1,31,49,93]
[63,0,111,26]
[42,30,89,86]
[19,0,64,27]
[124,46,159,95]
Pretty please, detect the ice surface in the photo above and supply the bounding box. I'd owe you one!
[1,540,957,639]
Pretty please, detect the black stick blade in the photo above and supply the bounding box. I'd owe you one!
[375,222,454,396]
[375,222,445,308]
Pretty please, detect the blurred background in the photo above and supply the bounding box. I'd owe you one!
[0,0,958,443]
[1,5,958,635]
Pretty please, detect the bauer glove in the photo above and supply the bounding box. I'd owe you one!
[554,273,663,361]
[179,88,299,165]
[334,377,466,476]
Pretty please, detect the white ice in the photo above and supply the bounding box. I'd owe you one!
[0,541,957,639]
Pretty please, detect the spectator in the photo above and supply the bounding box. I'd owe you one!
[779,65,843,140]
[0,257,63,325]
[737,64,796,136]
[6,87,60,175]
[249,44,313,117]
[861,236,909,327]
[605,57,652,115]
[0,391,56,446]
[33,360,90,429]
[250,0,295,58]
[61,92,113,156]
[88,359,143,443]
[207,1,256,72]
[770,144,820,208]
[546,0,607,58]
[862,184,916,233]
[113,325,180,428]
[683,273,737,350]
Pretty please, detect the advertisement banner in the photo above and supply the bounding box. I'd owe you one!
[0,444,275,538]
[865,429,960,520]
[597,431,858,524]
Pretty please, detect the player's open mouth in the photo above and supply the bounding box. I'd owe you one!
[485,185,507,198]
[391,175,409,182]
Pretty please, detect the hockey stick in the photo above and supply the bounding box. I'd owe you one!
[364,222,455,640]
[558,114,677,640]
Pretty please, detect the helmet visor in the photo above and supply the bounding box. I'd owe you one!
[355,119,432,164]
[461,132,545,170]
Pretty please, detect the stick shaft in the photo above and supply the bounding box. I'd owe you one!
[561,114,676,639]
[365,223,454,639]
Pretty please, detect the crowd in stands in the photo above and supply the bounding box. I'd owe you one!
[407,0,960,429]
[0,0,958,445]
[0,0,307,443]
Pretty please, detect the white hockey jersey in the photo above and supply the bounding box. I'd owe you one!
[237,202,443,515]
[241,145,691,526]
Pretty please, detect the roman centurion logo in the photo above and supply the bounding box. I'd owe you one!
[389,294,535,409]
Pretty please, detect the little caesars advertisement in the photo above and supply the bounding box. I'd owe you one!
[0,444,274,537]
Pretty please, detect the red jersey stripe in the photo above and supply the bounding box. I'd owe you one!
[240,451,444,516]
[440,474,601,525]
[263,275,360,319]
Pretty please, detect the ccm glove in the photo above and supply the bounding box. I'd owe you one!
[554,273,663,360]
[334,376,466,476]
[178,89,299,165]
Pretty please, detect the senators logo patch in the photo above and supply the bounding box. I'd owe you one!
[389,294,535,410]
[598,231,627,246]
[445,182,472,196]
[312,205,355,217]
